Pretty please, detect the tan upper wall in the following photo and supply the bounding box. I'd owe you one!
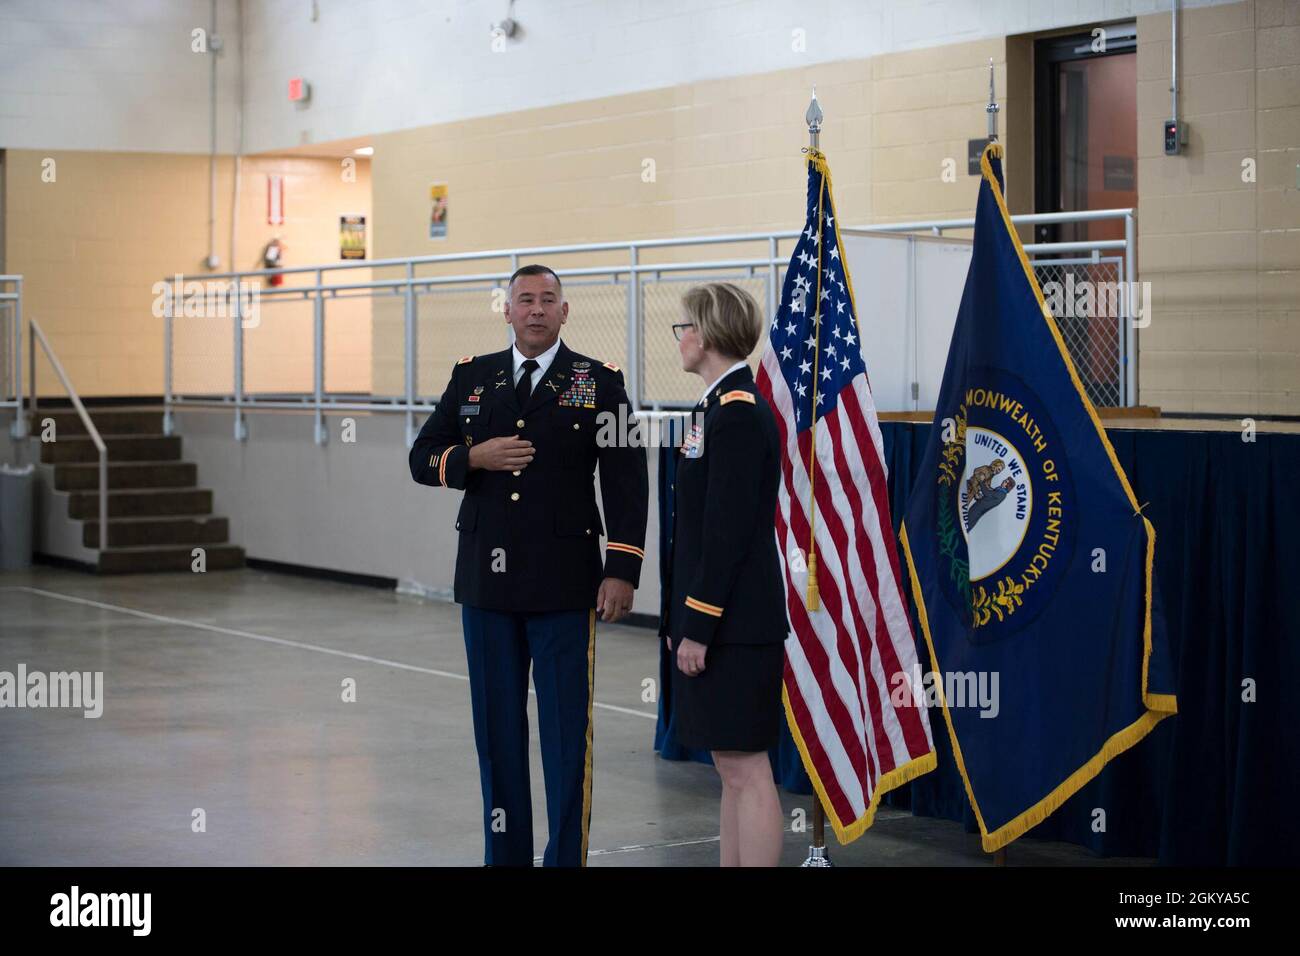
[1136,0,1299,416]
[3,151,372,398]
[373,38,1010,252]
[369,37,1012,398]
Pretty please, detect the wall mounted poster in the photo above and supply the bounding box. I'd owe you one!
[340,215,366,259]
[429,183,448,240]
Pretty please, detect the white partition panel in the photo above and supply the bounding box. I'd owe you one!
[840,229,972,413]
[914,236,976,411]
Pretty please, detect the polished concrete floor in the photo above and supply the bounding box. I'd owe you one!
[0,566,1148,867]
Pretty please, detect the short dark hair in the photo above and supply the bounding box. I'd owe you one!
[508,264,562,297]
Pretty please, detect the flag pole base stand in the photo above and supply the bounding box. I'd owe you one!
[801,845,833,868]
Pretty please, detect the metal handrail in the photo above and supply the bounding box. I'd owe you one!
[161,206,1138,439]
[172,207,1135,283]
[29,317,108,553]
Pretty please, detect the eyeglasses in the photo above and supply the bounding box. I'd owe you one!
[672,322,695,341]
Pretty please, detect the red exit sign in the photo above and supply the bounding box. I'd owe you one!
[288,77,311,102]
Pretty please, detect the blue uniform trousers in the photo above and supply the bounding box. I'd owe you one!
[461,605,595,867]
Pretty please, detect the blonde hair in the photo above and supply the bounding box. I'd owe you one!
[681,282,764,361]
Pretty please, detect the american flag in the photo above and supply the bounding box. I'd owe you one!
[756,151,936,842]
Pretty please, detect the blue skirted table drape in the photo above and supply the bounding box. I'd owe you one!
[654,422,1300,865]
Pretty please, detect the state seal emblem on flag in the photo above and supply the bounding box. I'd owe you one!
[934,369,1076,640]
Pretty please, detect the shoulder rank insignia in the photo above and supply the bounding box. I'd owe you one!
[720,389,755,405]
[603,361,621,373]
[457,355,474,365]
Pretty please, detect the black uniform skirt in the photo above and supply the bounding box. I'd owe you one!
[670,640,785,753]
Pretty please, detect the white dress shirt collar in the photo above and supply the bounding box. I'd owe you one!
[700,360,750,405]
[512,337,563,383]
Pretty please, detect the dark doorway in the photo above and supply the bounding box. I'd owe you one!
[1033,25,1137,408]
[1034,25,1137,246]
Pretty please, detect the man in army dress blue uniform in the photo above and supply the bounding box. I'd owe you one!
[408,264,648,866]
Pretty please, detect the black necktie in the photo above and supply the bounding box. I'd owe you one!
[515,358,539,409]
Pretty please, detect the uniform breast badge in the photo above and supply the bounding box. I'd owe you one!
[681,421,704,458]
[559,363,597,408]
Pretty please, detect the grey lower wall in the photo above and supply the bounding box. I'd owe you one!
[0,410,98,566]
[173,407,665,615]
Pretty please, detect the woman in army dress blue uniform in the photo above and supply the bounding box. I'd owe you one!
[662,282,787,867]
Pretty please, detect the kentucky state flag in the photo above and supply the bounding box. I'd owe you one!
[899,143,1177,852]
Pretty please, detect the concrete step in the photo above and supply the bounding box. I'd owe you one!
[23,406,245,574]
[40,434,183,464]
[28,408,165,437]
[68,487,214,519]
[83,515,229,549]
[96,544,246,574]
[54,460,197,492]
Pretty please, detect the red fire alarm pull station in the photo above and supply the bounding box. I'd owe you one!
[288,77,311,103]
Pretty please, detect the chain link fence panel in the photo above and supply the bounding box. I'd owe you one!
[552,279,630,376]
[1029,257,1126,408]
[242,296,315,397]
[170,292,236,397]
[413,284,507,400]
[641,272,769,407]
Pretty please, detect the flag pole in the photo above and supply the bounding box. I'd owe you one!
[801,87,832,869]
[804,88,824,615]
[983,61,1010,868]
[986,57,999,142]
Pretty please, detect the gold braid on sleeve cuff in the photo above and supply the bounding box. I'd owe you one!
[684,596,723,618]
